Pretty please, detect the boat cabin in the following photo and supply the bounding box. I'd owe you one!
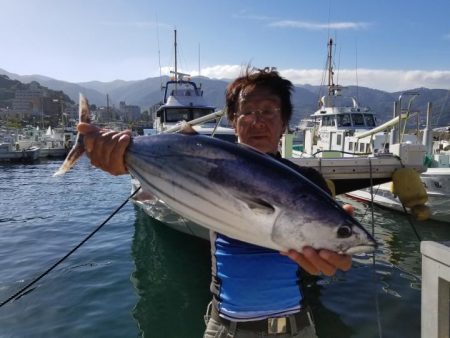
[298,96,388,158]
[153,79,236,142]
[154,80,216,131]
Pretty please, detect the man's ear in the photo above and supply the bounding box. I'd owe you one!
[231,118,237,130]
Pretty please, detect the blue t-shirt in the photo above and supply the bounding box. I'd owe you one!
[209,155,330,321]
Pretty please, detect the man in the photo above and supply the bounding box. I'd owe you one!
[79,68,352,337]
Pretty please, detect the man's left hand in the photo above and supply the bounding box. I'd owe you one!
[281,247,351,276]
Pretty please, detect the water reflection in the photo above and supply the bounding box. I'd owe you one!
[131,206,211,338]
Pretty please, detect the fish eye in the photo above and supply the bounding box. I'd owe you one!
[337,225,353,238]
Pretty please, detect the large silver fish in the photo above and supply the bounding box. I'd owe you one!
[56,95,377,254]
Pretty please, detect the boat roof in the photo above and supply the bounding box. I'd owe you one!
[311,105,374,117]
[158,80,215,111]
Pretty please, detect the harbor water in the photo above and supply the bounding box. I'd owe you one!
[1,158,450,338]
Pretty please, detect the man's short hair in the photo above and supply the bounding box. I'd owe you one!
[225,67,294,126]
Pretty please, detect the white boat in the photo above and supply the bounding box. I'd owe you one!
[292,39,390,161]
[347,124,450,223]
[348,169,450,223]
[284,38,448,222]
[0,142,40,162]
[15,125,74,158]
[130,30,235,239]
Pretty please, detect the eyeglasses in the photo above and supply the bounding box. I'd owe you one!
[235,108,281,123]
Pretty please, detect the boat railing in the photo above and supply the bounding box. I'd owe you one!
[163,110,226,135]
[355,113,412,140]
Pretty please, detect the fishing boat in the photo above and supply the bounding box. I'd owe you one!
[282,39,427,196]
[284,39,448,222]
[130,30,235,239]
[15,125,74,158]
[0,142,40,162]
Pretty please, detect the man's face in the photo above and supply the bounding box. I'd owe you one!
[233,87,286,154]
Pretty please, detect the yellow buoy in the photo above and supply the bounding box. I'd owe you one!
[411,204,431,221]
[390,168,429,220]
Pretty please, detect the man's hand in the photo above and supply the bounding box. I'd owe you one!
[77,123,131,175]
[281,204,354,276]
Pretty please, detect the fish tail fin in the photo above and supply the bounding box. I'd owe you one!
[53,94,91,176]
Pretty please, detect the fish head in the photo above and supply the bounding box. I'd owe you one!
[271,207,377,255]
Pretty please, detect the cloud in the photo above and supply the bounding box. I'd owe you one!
[269,20,370,30]
[283,68,450,91]
[192,65,450,92]
[160,65,244,80]
[232,11,369,31]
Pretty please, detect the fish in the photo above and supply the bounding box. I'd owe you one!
[55,94,377,255]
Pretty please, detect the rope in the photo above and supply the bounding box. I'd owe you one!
[401,204,422,242]
[368,158,384,338]
[0,187,141,308]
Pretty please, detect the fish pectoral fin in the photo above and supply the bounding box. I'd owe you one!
[236,194,275,215]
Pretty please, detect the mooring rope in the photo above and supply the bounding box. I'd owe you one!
[368,158,384,338]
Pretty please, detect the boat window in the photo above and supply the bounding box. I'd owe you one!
[165,109,190,122]
[352,114,365,126]
[337,114,351,127]
[336,134,342,146]
[193,109,215,119]
[366,144,371,153]
[322,116,335,127]
[349,142,353,151]
[364,114,376,127]
[359,143,365,152]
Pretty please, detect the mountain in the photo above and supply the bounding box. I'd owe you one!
[0,74,73,109]
[0,68,107,106]
[1,68,449,126]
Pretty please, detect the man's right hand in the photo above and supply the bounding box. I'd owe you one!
[77,122,131,175]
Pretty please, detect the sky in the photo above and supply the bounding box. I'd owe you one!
[1,0,450,92]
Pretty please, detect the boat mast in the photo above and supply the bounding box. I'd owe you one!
[327,39,335,96]
[325,38,342,107]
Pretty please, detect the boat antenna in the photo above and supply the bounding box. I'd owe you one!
[198,43,201,77]
[355,37,360,102]
[336,42,341,87]
[327,0,331,41]
[156,14,163,89]
[198,43,202,89]
[174,29,178,83]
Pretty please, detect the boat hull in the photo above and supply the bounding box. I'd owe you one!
[130,178,210,240]
[346,170,450,223]
[0,146,40,162]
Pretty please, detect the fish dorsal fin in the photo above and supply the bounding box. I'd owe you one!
[235,194,275,215]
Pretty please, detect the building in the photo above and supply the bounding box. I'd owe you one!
[119,101,141,122]
[12,82,43,119]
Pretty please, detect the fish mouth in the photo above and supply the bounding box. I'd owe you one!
[343,244,377,255]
